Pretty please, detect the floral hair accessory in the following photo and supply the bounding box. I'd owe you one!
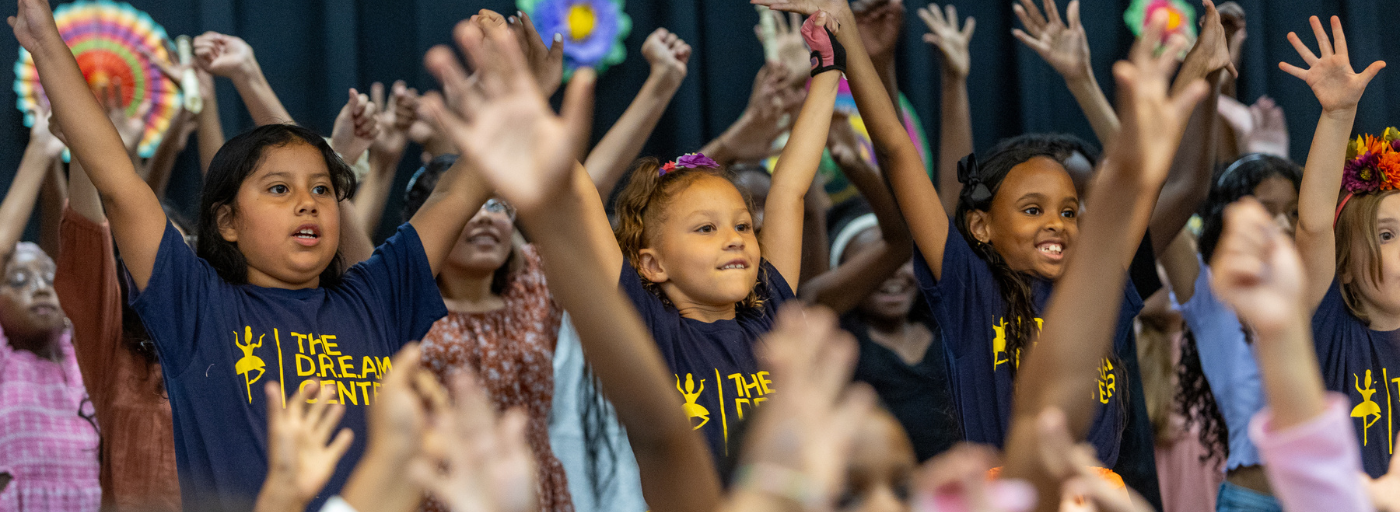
[660,153,719,176]
[1335,127,1400,226]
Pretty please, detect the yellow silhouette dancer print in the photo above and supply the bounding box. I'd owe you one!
[992,318,1010,371]
[675,374,710,430]
[234,326,267,404]
[1352,370,1383,446]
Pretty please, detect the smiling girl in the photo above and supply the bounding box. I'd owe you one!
[11,0,493,508]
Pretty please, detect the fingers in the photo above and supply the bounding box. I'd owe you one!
[1130,11,1169,65]
[1309,15,1332,57]
[789,12,802,35]
[944,4,959,29]
[1011,28,1047,53]
[1066,0,1080,30]
[1011,3,1039,36]
[1285,31,1319,66]
[264,380,283,420]
[1041,0,1062,27]
[1017,0,1047,30]
[370,81,386,115]
[1358,60,1388,85]
[1278,61,1309,80]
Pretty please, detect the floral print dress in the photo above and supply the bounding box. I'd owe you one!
[421,245,572,512]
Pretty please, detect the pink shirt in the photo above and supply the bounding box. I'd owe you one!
[0,328,102,511]
[1250,393,1374,512]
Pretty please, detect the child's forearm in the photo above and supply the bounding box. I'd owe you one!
[230,64,294,126]
[762,71,840,284]
[67,159,104,224]
[1296,109,1356,308]
[585,68,684,198]
[1254,311,1328,429]
[1150,74,1223,254]
[1065,72,1120,147]
[0,140,58,257]
[937,69,972,216]
[144,114,188,200]
[38,159,65,258]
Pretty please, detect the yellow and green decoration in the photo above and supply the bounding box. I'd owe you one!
[518,0,632,78]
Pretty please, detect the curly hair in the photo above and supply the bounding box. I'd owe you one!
[612,157,765,310]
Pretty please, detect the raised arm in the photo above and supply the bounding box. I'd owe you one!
[194,68,224,174]
[919,3,974,216]
[329,88,379,164]
[355,81,417,237]
[1012,0,1118,147]
[999,16,1207,509]
[585,28,689,199]
[423,20,720,512]
[144,107,196,200]
[756,0,950,280]
[0,112,60,260]
[799,113,913,314]
[1282,16,1386,310]
[759,12,842,286]
[10,0,167,288]
[193,32,294,126]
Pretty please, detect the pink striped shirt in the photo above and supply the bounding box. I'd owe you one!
[0,328,102,511]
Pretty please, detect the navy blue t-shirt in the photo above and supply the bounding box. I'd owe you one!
[128,221,448,511]
[912,227,1142,467]
[1312,279,1400,478]
[618,259,794,471]
[844,313,961,461]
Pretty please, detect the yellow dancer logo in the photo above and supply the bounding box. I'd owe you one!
[675,373,710,430]
[1353,370,1383,446]
[234,326,267,403]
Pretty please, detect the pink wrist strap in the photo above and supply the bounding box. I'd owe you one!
[801,16,845,76]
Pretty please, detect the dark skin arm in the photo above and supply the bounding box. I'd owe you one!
[800,113,912,314]
[999,14,1207,511]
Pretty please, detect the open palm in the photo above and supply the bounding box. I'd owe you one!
[1012,0,1090,78]
[1280,16,1385,113]
[919,3,975,78]
[423,20,593,213]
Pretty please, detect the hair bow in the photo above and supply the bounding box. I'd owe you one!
[957,153,992,209]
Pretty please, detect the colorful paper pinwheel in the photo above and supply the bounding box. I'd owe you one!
[1124,0,1198,46]
[519,0,632,77]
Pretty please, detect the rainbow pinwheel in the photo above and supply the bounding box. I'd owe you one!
[519,0,631,77]
[14,0,181,158]
[1124,0,1197,47]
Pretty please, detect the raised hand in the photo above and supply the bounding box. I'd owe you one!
[98,81,147,154]
[1209,198,1306,333]
[1036,408,1155,512]
[1280,16,1386,114]
[29,104,66,159]
[853,0,906,66]
[8,0,58,54]
[737,305,875,505]
[330,88,379,163]
[1108,11,1209,186]
[192,32,257,79]
[913,444,1036,512]
[750,0,851,17]
[1011,0,1090,80]
[421,17,595,213]
[507,10,564,98]
[1218,1,1246,67]
[641,27,691,85]
[1180,0,1239,81]
[756,9,813,89]
[258,380,355,509]
[368,80,418,161]
[715,63,806,163]
[826,111,866,170]
[412,370,537,512]
[918,2,975,79]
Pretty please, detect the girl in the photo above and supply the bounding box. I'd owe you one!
[0,109,100,510]
[14,1,491,510]
[400,155,573,512]
[575,11,840,468]
[1159,153,1301,508]
[1285,14,1392,478]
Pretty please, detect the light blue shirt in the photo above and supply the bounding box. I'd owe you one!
[1175,257,1264,470]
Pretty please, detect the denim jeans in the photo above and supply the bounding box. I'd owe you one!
[1216,481,1282,512]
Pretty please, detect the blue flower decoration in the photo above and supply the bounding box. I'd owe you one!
[519,0,631,78]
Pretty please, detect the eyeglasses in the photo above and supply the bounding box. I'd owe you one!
[4,269,55,293]
[482,198,516,220]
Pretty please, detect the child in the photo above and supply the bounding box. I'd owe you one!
[575,11,841,467]
[1281,14,1392,479]
[0,108,100,510]
[1210,198,1378,512]
[1159,153,1302,506]
[415,19,723,512]
[12,1,494,509]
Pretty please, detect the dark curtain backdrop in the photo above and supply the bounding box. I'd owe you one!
[1,0,1396,242]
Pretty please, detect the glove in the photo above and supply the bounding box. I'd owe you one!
[801,12,846,77]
